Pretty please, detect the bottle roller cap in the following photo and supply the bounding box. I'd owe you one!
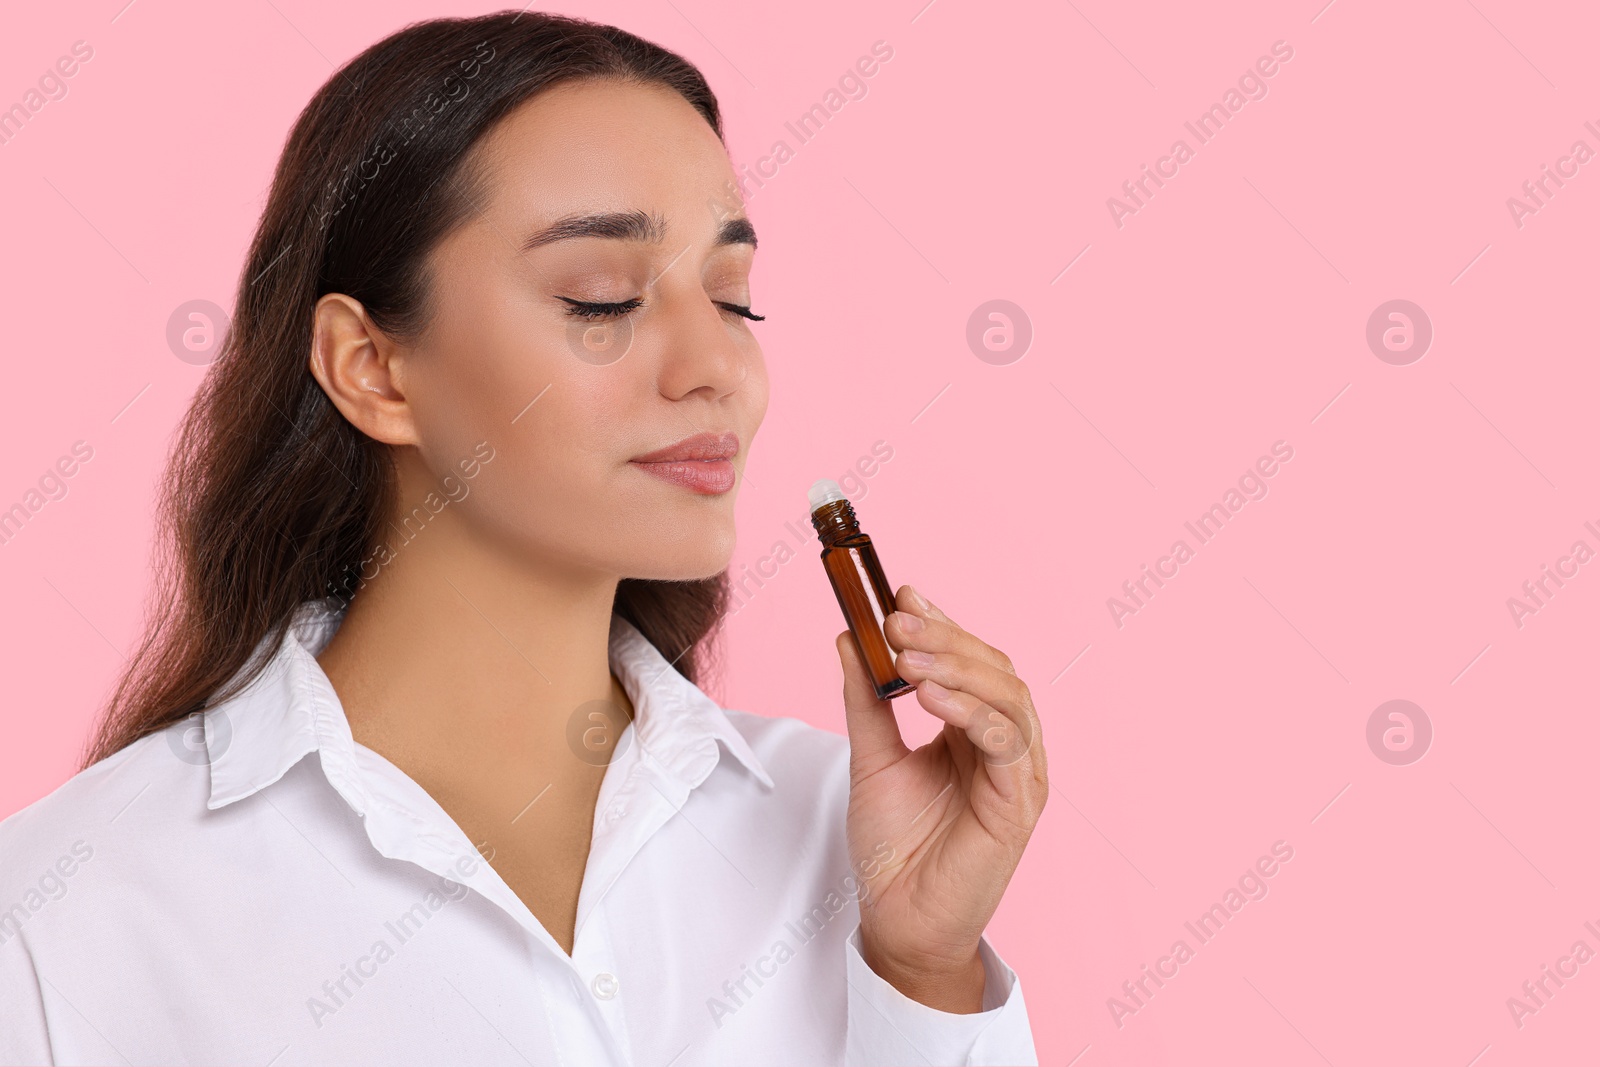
[807,478,847,514]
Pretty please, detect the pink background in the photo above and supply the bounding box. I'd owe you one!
[2,1,1597,1063]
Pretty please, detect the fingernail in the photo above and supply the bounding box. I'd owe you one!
[920,678,952,701]
[896,611,924,633]
[903,648,934,666]
[907,585,931,612]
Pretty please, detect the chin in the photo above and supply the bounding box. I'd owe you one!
[627,534,736,583]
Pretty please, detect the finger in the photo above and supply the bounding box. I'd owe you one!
[911,679,1045,811]
[942,719,978,790]
[901,583,956,626]
[886,584,1048,796]
[884,601,1016,679]
[910,677,1032,768]
[835,629,910,779]
[895,648,1033,724]
[921,697,1043,838]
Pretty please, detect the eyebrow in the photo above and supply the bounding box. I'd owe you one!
[518,210,757,253]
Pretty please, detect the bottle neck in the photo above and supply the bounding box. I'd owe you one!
[810,499,861,547]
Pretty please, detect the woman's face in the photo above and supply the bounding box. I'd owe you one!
[396,77,767,583]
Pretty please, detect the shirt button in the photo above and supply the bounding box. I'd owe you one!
[606,802,627,822]
[591,972,619,1000]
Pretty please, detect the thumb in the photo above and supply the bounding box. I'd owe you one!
[836,629,910,779]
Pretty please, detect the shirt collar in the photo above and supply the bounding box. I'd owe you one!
[204,598,773,811]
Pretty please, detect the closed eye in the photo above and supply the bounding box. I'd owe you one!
[715,302,765,322]
[558,296,765,322]
[559,296,644,321]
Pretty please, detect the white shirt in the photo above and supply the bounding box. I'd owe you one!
[0,600,1037,1066]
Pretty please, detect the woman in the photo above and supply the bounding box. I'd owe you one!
[0,11,1047,1065]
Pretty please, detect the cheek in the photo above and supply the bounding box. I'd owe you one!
[746,350,771,426]
[444,390,626,560]
[416,299,553,428]
[410,232,578,442]
[429,343,650,548]
[508,372,637,485]
[408,265,608,476]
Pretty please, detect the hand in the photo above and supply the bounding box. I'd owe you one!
[836,584,1048,1013]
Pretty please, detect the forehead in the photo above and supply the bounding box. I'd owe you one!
[467,77,739,226]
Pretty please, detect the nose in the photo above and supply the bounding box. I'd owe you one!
[652,285,750,403]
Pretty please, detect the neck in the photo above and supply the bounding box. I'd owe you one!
[316,495,632,791]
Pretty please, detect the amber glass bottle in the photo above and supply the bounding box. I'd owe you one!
[809,479,916,701]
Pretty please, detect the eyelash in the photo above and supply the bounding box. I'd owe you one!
[558,296,765,322]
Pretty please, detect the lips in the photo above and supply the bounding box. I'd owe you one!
[630,431,740,463]
[629,431,740,495]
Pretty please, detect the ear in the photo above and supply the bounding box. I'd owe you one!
[308,292,420,446]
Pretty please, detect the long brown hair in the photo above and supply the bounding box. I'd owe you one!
[83,10,734,769]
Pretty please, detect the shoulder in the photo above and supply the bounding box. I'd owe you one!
[711,707,852,847]
[722,705,850,783]
[0,722,206,908]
